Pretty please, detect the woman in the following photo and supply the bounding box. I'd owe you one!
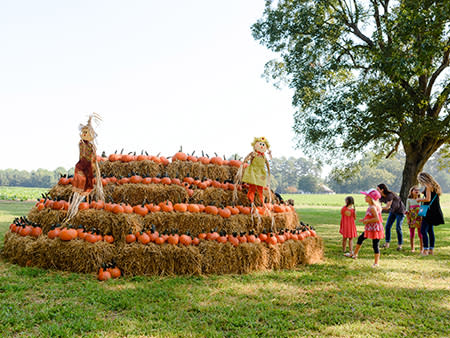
[417,172,445,256]
[377,183,406,250]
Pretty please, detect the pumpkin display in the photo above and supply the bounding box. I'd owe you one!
[4,140,324,278]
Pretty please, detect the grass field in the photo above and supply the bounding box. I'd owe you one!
[0,186,49,201]
[1,197,450,337]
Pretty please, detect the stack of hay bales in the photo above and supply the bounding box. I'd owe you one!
[3,157,323,276]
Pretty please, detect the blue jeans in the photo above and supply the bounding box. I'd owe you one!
[385,212,404,245]
[420,219,435,250]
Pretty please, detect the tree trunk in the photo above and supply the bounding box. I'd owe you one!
[399,153,426,203]
[399,140,443,202]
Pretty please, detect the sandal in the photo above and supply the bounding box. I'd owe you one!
[372,263,379,268]
[344,252,353,257]
[351,254,358,259]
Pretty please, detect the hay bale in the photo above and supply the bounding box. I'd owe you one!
[297,237,324,265]
[199,241,239,274]
[28,238,116,273]
[2,232,35,266]
[48,185,73,200]
[71,209,143,243]
[27,208,66,233]
[112,184,188,205]
[116,243,202,276]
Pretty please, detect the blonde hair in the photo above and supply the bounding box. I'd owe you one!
[418,172,442,195]
[79,113,102,144]
[251,137,270,149]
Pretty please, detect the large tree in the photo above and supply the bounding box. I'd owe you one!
[252,0,450,200]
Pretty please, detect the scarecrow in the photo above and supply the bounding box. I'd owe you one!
[235,137,272,208]
[66,113,104,221]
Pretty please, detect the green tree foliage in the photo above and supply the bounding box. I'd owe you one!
[0,168,73,188]
[298,174,321,193]
[252,0,450,201]
[270,156,322,193]
[327,152,450,193]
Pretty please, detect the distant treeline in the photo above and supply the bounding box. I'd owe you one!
[0,153,449,194]
[0,167,74,188]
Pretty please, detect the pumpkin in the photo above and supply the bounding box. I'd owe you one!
[110,265,121,279]
[218,207,231,218]
[179,232,192,246]
[37,202,45,211]
[150,204,161,213]
[309,229,317,237]
[276,232,286,244]
[229,232,240,247]
[198,231,207,240]
[112,204,125,214]
[130,173,143,184]
[59,227,77,241]
[133,202,148,217]
[48,226,61,239]
[160,156,170,165]
[210,153,224,166]
[216,230,228,243]
[187,204,200,213]
[172,146,188,161]
[104,233,114,244]
[237,232,247,243]
[59,176,70,185]
[171,177,181,185]
[142,177,152,184]
[183,176,195,185]
[138,232,151,245]
[85,231,98,243]
[192,237,200,246]
[147,224,159,242]
[239,206,251,215]
[98,265,111,281]
[205,205,219,216]
[108,150,120,162]
[267,234,278,245]
[246,230,256,243]
[161,201,174,212]
[154,235,166,245]
[123,203,133,214]
[167,230,179,245]
[211,180,221,188]
[206,228,219,241]
[152,176,162,184]
[19,225,32,237]
[78,200,90,211]
[227,205,240,215]
[174,203,188,213]
[125,230,136,244]
[161,176,172,185]
[187,151,198,162]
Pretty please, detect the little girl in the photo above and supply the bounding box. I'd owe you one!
[340,196,357,257]
[351,189,384,267]
[405,186,423,252]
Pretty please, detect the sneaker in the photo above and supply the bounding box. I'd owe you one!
[372,263,379,268]
[397,246,402,251]
[344,252,353,257]
[381,243,390,249]
[351,254,358,259]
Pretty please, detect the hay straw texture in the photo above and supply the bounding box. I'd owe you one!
[3,233,323,276]
[111,184,188,205]
[3,232,115,273]
[99,160,162,178]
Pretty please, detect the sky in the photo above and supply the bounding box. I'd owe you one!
[0,0,310,172]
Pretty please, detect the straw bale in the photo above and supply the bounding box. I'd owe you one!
[235,243,268,273]
[199,241,238,274]
[28,238,116,273]
[189,188,247,207]
[206,165,231,183]
[2,232,35,266]
[133,160,163,177]
[27,208,66,233]
[166,161,199,179]
[48,185,73,200]
[297,237,324,265]
[112,184,188,205]
[71,209,143,243]
[115,243,202,276]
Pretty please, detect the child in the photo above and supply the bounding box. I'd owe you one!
[340,196,357,257]
[405,186,423,252]
[351,189,384,267]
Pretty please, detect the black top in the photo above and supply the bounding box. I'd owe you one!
[423,190,445,226]
[380,191,406,214]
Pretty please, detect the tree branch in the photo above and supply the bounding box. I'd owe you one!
[431,81,450,117]
[347,22,374,47]
[426,39,450,98]
[371,0,385,49]
[386,138,400,158]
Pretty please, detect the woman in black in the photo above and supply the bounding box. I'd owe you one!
[417,172,445,256]
[377,183,406,250]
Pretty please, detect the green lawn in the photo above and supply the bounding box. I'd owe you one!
[1,198,450,337]
[0,186,49,201]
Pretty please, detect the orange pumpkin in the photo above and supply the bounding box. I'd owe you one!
[187,204,200,213]
[218,207,231,218]
[138,232,151,245]
[104,233,114,244]
[179,233,192,246]
[125,230,136,244]
[205,205,219,216]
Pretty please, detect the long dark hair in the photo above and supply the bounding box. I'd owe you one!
[345,196,354,207]
[377,183,390,196]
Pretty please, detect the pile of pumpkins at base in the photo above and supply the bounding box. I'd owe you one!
[3,149,324,280]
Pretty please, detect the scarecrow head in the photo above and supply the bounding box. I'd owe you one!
[251,137,270,153]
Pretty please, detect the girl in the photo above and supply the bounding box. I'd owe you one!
[405,186,423,252]
[351,189,384,267]
[340,196,357,257]
[417,172,445,256]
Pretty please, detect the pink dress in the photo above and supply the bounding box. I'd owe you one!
[363,206,384,239]
[340,206,357,238]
